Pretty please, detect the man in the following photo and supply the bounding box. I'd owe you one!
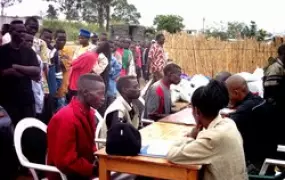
[1,24,11,45]
[142,41,151,81]
[99,76,141,141]
[24,33,45,118]
[40,28,53,49]
[0,21,41,172]
[214,71,232,83]
[56,29,73,109]
[121,38,136,76]
[225,75,263,163]
[148,34,167,82]
[99,32,108,42]
[47,74,105,180]
[107,41,122,106]
[91,33,98,46]
[0,20,40,126]
[73,29,93,59]
[144,63,182,121]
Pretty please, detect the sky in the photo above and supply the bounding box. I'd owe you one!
[4,0,285,33]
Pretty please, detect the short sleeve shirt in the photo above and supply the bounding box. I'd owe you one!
[148,43,166,73]
[0,44,39,105]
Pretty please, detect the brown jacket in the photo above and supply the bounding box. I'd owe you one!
[167,115,248,180]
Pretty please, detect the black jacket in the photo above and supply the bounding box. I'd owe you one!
[229,93,263,162]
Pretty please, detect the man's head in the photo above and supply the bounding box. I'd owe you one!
[1,24,10,35]
[117,76,140,100]
[191,80,229,127]
[23,33,34,48]
[214,71,232,83]
[99,32,108,42]
[122,38,131,49]
[78,29,90,46]
[155,34,165,45]
[277,44,285,63]
[54,29,67,50]
[96,41,111,60]
[9,20,26,44]
[163,63,182,85]
[225,75,249,106]
[91,33,98,45]
[25,16,39,36]
[40,28,53,46]
[77,74,106,109]
[108,40,116,53]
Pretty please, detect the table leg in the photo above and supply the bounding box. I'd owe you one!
[99,157,111,180]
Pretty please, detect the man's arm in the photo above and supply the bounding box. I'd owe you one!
[54,118,94,177]
[145,87,167,120]
[12,64,40,77]
[128,51,137,76]
[167,133,216,165]
[92,53,108,75]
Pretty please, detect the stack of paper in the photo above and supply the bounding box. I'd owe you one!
[140,140,174,157]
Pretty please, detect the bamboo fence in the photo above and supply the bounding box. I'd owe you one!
[164,33,283,77]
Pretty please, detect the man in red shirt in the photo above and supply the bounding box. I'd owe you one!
[144,63,181,121]
[47,74,105,180]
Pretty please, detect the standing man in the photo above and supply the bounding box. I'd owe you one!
[47,74,105,180]
[121,38,136,76]
[91,33,98,47]
[99,32,108,42]
[148,34,167,82]
[73,29,93,59]
[0,20,40,126]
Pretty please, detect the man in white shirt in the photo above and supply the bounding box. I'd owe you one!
[1,24,11,45]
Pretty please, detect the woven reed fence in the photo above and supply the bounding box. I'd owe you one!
[164,33,283,77]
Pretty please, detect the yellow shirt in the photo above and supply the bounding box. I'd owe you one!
[72,44,95,60]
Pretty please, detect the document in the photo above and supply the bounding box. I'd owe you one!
[140,140,174,157]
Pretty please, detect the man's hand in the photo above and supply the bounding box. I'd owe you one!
[186,124,203,139]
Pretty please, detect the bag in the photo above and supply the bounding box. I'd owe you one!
[106,120,142,156]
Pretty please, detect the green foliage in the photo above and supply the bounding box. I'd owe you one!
[42,19,100,41]
[153,15,185,34]
[46,4,58,19]
[205,20,269,41]
[45,0,80,20]
[81,0,98,23]
[111,0,141,24]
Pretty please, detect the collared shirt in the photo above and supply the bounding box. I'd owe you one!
[1,33,11,45]
[148,42,167,73]
[107,56,122,97]
[33,37,49,64]
[73,44,94,60]
[167,115,247,180]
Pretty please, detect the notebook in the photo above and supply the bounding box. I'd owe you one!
[139,140,174,157]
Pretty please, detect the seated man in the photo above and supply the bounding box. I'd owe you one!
[47,74,106,180]
[167,80,247,180]
[144,63,181,121]
[225,75,263,163]
[99,76,141,141]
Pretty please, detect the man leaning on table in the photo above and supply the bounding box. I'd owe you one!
[144,63,182,121]
[167,80,248,180]
[47,74,106,180]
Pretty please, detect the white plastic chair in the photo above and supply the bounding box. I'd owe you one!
[259,145,285,176]
[14,118,67,180]
[94,110,106,149]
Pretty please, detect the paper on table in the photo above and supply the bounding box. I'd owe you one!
[140,140,174,157]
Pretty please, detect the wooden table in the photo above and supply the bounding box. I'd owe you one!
[172,101,189,112]
[159,108,195,125]
[95,122,201,180]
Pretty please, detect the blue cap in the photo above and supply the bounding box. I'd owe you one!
[79,29,91,38]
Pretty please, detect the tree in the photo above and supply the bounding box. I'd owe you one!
[45,0,80,20]
[111,0,141,25]
[227,21,247,39]
[1,0,22,16]
[81,0,98,23]
[46,4,58,19]
[153,15,185,34]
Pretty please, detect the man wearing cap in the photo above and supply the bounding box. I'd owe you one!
[73,29,93,60]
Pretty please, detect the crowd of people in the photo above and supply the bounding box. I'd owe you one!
[1,15,285,180]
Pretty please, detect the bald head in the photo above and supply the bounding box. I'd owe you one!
[215,71,232,83]
[225,75,249,106]
[226,75,248,91]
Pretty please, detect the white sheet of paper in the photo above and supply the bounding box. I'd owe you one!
[141,140,174,157]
